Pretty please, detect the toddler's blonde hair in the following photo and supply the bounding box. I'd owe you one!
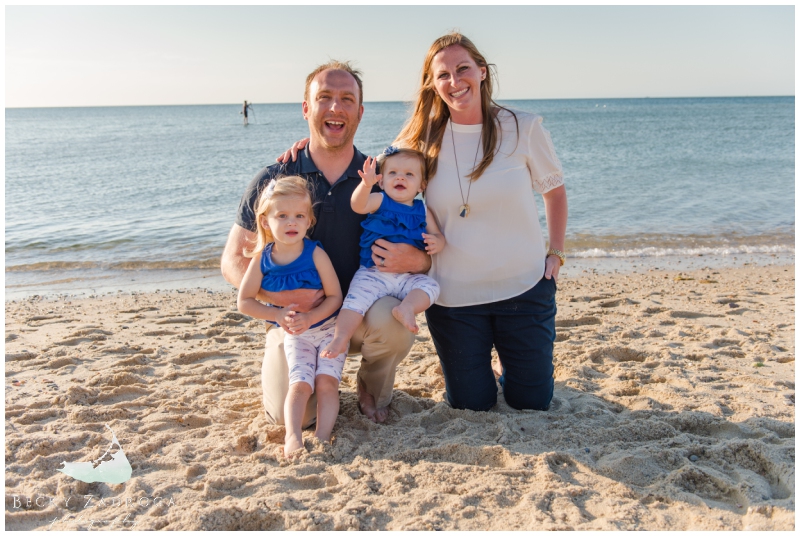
[245,176,316,258]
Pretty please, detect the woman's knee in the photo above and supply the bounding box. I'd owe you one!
[503,379,553,411]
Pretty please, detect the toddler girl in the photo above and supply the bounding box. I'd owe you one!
[322,147,444,359]
[237,176,344,457]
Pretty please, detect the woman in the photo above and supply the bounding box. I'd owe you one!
[277,33,567,412]
[395,32,568,412]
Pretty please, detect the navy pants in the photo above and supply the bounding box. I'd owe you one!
[425,276,556,411]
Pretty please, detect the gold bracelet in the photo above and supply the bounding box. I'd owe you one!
[547,248,566,266]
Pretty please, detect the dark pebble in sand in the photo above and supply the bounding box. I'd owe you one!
[729,303,739,308]
[585,448,590,453]
[689,455,699,462]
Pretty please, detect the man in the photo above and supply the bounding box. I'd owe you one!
[221,60,430,424]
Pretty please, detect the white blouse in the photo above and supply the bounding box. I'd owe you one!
[426,109,564,307]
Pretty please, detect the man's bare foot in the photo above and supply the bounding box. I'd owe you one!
[357,380,389,423]
[320,335,349,358]
[283,434,305,458]
[391,304,419,334]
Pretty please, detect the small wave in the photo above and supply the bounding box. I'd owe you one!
[6,259,219,273]
[6,261,102,272]
[572,244,795,258]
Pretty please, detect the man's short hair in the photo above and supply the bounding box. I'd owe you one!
[304,60,364,106]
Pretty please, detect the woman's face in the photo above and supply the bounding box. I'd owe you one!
[430,45,486,124]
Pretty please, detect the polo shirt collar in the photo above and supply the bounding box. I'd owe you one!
[297,145,366,179]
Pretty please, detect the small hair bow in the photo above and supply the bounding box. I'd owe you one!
[263,179,277,201]
[382,146,399,157]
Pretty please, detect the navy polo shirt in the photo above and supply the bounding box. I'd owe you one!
[235,146,377,295]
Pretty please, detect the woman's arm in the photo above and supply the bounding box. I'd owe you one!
[281,248,343,335]
[542,184,568,281]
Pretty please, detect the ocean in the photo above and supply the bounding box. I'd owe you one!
[5,97,794,299]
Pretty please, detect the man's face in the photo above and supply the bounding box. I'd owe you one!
[302,69,363,151]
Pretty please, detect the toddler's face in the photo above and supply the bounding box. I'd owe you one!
[380,154,424,205]
[260,196,311,246]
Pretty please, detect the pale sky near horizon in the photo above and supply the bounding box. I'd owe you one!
[5,5,795,108]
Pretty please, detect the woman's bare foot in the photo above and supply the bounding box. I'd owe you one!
[321,335,349,359]
[283,433,305,458]
[492,356,504,379]
[391,304,419,334]
[357,380,389,423]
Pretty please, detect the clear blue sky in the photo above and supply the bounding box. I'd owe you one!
[6,5,795,108]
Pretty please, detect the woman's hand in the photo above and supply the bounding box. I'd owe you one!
[544,255,561,282]
[358,156,382,187]
[276,138,310,163]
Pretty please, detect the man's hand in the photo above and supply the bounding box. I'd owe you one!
[371,240,431,274]
[263,288,325,313]
[276,138,310,164]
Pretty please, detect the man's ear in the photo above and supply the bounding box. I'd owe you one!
[358,104,364,121]
[302,101,309,120]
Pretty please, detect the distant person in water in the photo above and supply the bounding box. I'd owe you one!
[241,101,253,125]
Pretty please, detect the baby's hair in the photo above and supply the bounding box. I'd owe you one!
[245,175,316,258]
[376,148,428,189]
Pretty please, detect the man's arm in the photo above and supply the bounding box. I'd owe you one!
[220,224,324,311]
[371,240,432,274]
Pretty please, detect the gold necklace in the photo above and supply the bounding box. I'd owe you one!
[450,121,482,218]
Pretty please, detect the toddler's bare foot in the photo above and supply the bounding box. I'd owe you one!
[283,434,305,458]
[391,304,419,334]
[321,335,349,358]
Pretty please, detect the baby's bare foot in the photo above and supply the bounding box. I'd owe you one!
[392,304,419,334]
[283,434,305,458]
[321,336,349,358]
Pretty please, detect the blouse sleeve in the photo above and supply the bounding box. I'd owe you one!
[525,115,564,194]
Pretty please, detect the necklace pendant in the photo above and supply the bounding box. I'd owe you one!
[459,204,470,218]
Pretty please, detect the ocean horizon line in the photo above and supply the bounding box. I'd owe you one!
[6,94,794,111]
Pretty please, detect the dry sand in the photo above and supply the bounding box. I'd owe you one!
[4,263,795,530]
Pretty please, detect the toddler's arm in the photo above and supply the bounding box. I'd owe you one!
[422,208,446,255]
[237,257,298,332]
[280,248,343,335]
[352,156,384,214]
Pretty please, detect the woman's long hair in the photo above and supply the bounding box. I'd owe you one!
[395,32,517,182]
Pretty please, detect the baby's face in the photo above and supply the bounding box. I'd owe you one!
[380,154,424,205]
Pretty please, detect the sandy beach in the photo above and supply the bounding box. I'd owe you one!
[4,262,794,530]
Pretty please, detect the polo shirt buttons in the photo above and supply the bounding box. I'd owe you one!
[328,192,332,195]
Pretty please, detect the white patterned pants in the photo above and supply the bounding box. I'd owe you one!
[342,266,440,316]
[285,317,346,390]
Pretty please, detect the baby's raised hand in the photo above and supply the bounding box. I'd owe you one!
[422,232,445,255]
[357,156,381,187]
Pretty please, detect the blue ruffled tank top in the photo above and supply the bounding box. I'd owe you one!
[359,194,427,268]
[260,238,335,328]
[261,238,322,292]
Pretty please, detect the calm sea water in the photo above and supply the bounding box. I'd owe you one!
[5,97,795,297]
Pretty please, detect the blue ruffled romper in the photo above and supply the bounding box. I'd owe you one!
[342,194,440,316]
[260,238,345,388]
